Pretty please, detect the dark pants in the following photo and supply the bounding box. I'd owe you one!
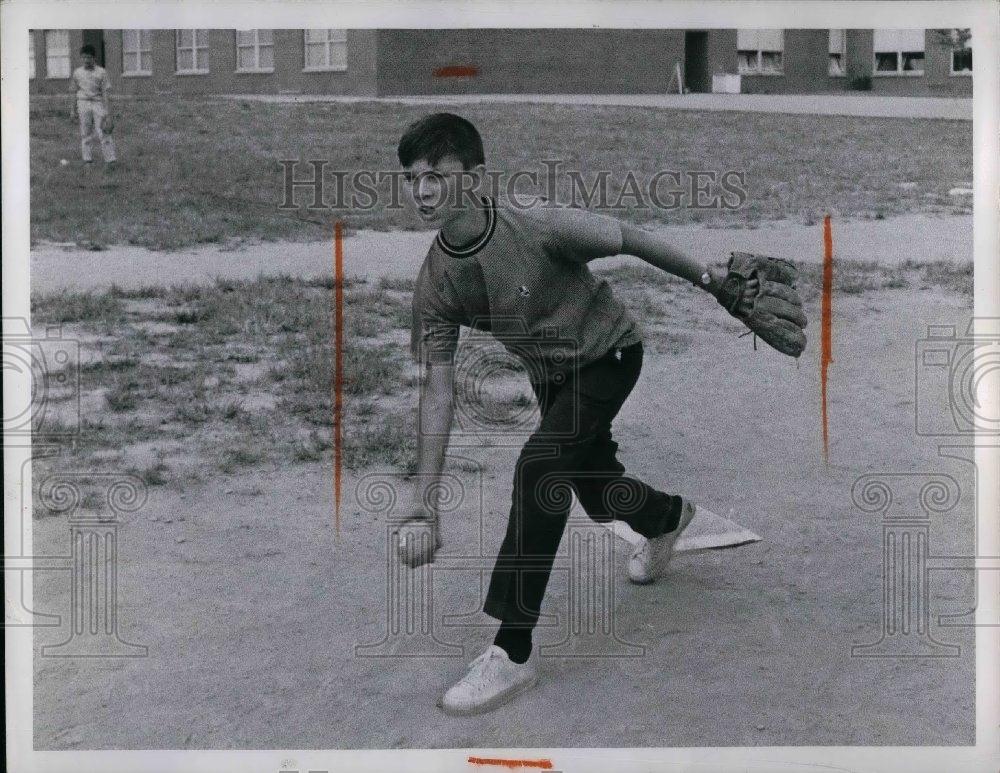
[483,341,682,628]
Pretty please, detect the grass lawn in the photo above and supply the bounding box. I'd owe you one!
[30,97,972,250]
[30,258,971,500]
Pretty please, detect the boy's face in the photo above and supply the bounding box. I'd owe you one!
[403,154,481,227]
[82,53,96,68]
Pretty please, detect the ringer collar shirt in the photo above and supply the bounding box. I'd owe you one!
[411,197,641,381]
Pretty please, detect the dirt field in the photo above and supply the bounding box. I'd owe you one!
[29,233,976,748]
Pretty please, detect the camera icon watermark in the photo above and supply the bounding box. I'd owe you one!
[419,316,581,448]
[915,318,1000,437]
[2,317,80,443]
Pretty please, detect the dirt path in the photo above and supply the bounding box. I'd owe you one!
[30,213,972,293]
[224,92,973,121]
[32,287,976,749]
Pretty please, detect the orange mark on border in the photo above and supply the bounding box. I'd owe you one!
[434,65,479,78]
[467,757,554,770]
[821,215,834,464]
[334,222,344,533]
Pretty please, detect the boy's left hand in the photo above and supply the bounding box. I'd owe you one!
[712,253,808,357]
[707,266,758,314]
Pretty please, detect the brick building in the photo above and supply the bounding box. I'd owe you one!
[29,28,972,98]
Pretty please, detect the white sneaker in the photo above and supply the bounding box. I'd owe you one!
[439,645,538,716]
[628,500,697,585]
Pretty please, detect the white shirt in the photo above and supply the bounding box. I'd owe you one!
[73,65,110,101]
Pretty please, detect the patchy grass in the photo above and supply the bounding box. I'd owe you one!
[28,258,971,495]
[30,96,972,250]
[794,259,973,301]
[904,259,974,296]
[598,258,973,306]
[131,460,170,487]
[77,416,155,451]
[616,286,670,322]
[292,430,332,462]
[218,446,266,475]
[31,290,125,326]
[108,284,166,300]
[377,276,417,293]
[105,379,141,412]
[31,276,421,489]
[342,413,418,470]
[344,287,413,336]
[595,263,687,293]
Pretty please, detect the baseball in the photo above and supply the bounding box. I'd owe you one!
[59,159,69,166]
[395,519,441,569]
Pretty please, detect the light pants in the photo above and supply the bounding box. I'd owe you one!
[78,100,117,162]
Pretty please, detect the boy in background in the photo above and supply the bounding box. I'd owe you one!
[69,44,117,165]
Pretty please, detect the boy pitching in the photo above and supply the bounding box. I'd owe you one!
[69,44,117,164]
[396,113,788,716]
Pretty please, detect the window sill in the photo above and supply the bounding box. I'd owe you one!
[176,70,210,76]
[949,71,972,77]
[45,75,71,80]
[122,72,153,78]
[738,71,784,77]
[235,68,274,74]
[873,71,925,77]
[303,66,348,73]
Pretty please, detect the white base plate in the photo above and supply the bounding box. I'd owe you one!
[603,505,761,554]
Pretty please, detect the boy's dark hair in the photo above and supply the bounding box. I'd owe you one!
[80,44,97,56]
[397,113,485,170]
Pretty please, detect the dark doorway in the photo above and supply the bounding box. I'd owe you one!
[684,31,710,93]
[82,30,106,66]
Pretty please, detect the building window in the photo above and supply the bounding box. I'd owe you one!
[828,29,846,77]
[303,29,347,71]
[948,29,972,75]
[44,30,71,78]
[29,31,36,79]
[873,29,925,75]
[123,29,153,75]
[737,29,784,75]
[236,29,274,73]
[176,29,209,74]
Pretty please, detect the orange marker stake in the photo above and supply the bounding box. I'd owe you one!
[467,757,554,770]
[434,65,479,78]
[821,214,834,464]
[334,222,344,533]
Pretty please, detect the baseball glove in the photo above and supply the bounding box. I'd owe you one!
[101,114,116,134]
[715,252,808,357]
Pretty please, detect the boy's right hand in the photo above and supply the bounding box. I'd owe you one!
[394,503,441,569]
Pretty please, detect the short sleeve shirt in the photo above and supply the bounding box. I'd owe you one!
[411,198,642,378]
[73,66,109,101]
